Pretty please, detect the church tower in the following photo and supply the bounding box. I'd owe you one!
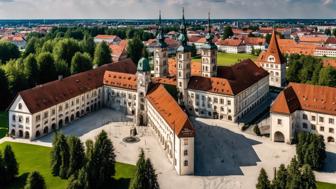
[135,57,151,126]
[176,8,191,106]
[201,12,217,78]
[154,11,169,78]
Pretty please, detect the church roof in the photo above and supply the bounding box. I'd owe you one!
[256,30,285,64]
[146,84,195,138]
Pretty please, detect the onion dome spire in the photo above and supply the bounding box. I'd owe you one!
[156,10,167,48]
[177,7,190,52]
[203,11,217,50]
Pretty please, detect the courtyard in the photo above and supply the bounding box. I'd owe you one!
[2,108,335,189]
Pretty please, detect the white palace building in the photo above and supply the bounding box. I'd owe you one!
[8,10,272,175]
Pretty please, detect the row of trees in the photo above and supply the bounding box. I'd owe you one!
[257,157,316,189]
[296,132,326,170]
[0,35,112,110]
[51,131,116,189]
[286,54,336,87]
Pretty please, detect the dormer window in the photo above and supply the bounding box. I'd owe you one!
[268,55,275,63]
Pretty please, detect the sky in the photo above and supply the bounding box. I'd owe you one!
[0,0,335,19]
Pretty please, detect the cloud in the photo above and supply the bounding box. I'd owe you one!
[0,0,333,19]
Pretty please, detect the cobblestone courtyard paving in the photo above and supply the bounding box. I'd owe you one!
[3,109,334,189]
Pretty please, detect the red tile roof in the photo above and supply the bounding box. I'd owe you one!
[256,31,285,64]
[323,59,336,69]
[109,40,128,61]
[146,85,195,138]
[103,71,137,91]
[95,35,119,40]
[271,83,336,116]
[18,59,136,114]
[188,59,269,95]
[216,38,244,47]
[244,37,266,46]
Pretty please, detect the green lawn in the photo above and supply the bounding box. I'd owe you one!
[0,111,8,138]
[193,52,258,66]
[317,181,336,189]
[0,142,136,189]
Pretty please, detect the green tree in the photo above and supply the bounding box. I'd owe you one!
[265,33,272,44]
[0,68,10,109]
[87,130,116,188]
[324,29,331,36]
[70,52,92,74]
[24,37,42,57]
[0,41,20,64]
[55,59,70,78]
[2,60,28,98]
[296,132,326,170]
[80,35,95,57]
[0,152,5,185]
[37,52,57,83]
[318,66,336,87]
[67,136,85,177]
[145,158,160,189]
[191,44,197,57]
[41,40,56,53]
[51,133,62,176]
[130,149,147,189]
[3,145,19,183]
[59,134,70,179]
[300,164,316,189]
[85,140,94,161]
[256,168,271,189]
[23,54,39,87]
[127,37,144,65]
[333,28,336,37]
[24,171,46,189]
[272,164,287,189]
[53,38,81,67]
[93,42,111,66]
[286,157,302,189]
[222,26,234,40]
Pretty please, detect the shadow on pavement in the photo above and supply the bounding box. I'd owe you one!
[194,120,261,176]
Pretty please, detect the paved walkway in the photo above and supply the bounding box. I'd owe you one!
[0,109,335,188]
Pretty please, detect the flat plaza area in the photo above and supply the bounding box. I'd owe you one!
[24,109,336,188]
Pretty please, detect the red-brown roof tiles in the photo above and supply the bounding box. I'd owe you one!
[256,31,285,64]
[103,71,137,90]
[19,59,136,114]
[146,85,195,138]
[271,83,336,116]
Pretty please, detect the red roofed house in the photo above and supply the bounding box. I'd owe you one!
[216,38,245,53]
[109,40,128,62]
[256,30,286,88]
[271,83,336,144]
[2,35,26,50]
[94,35,122,44]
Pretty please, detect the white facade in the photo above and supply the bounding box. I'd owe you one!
[217,45,245,54]
[314,48,336,58]
[147,102,194,175]
[259,56,286,88]
[271,110,336,144]
[9,88,104,140]
[245,45,266,54]
[186,76,269,122]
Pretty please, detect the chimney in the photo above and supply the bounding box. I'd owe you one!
[58,75,63,80]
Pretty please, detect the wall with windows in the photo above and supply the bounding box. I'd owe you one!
[9,87,104,140]
[104,86,137,115]
[147,101,194,175]
[271,110,336,144]
[271,113,293,144]
[186,75,269,123]
[260,60,286,88]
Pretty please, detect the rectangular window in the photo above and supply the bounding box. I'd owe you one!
[277,119,282,125]
[184,139,188,145]
[311,116,316,121]
[320,126,324,132]
[184,160,188,166]
[329,128,334,133]
[184,150,188,156]
[329,118,334,124]
[227,100,231,106]
[311,124,316,130]
[12,115,15,121]
[319,117,324,123]
[302,114,308,120]
[26,117,29,124]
